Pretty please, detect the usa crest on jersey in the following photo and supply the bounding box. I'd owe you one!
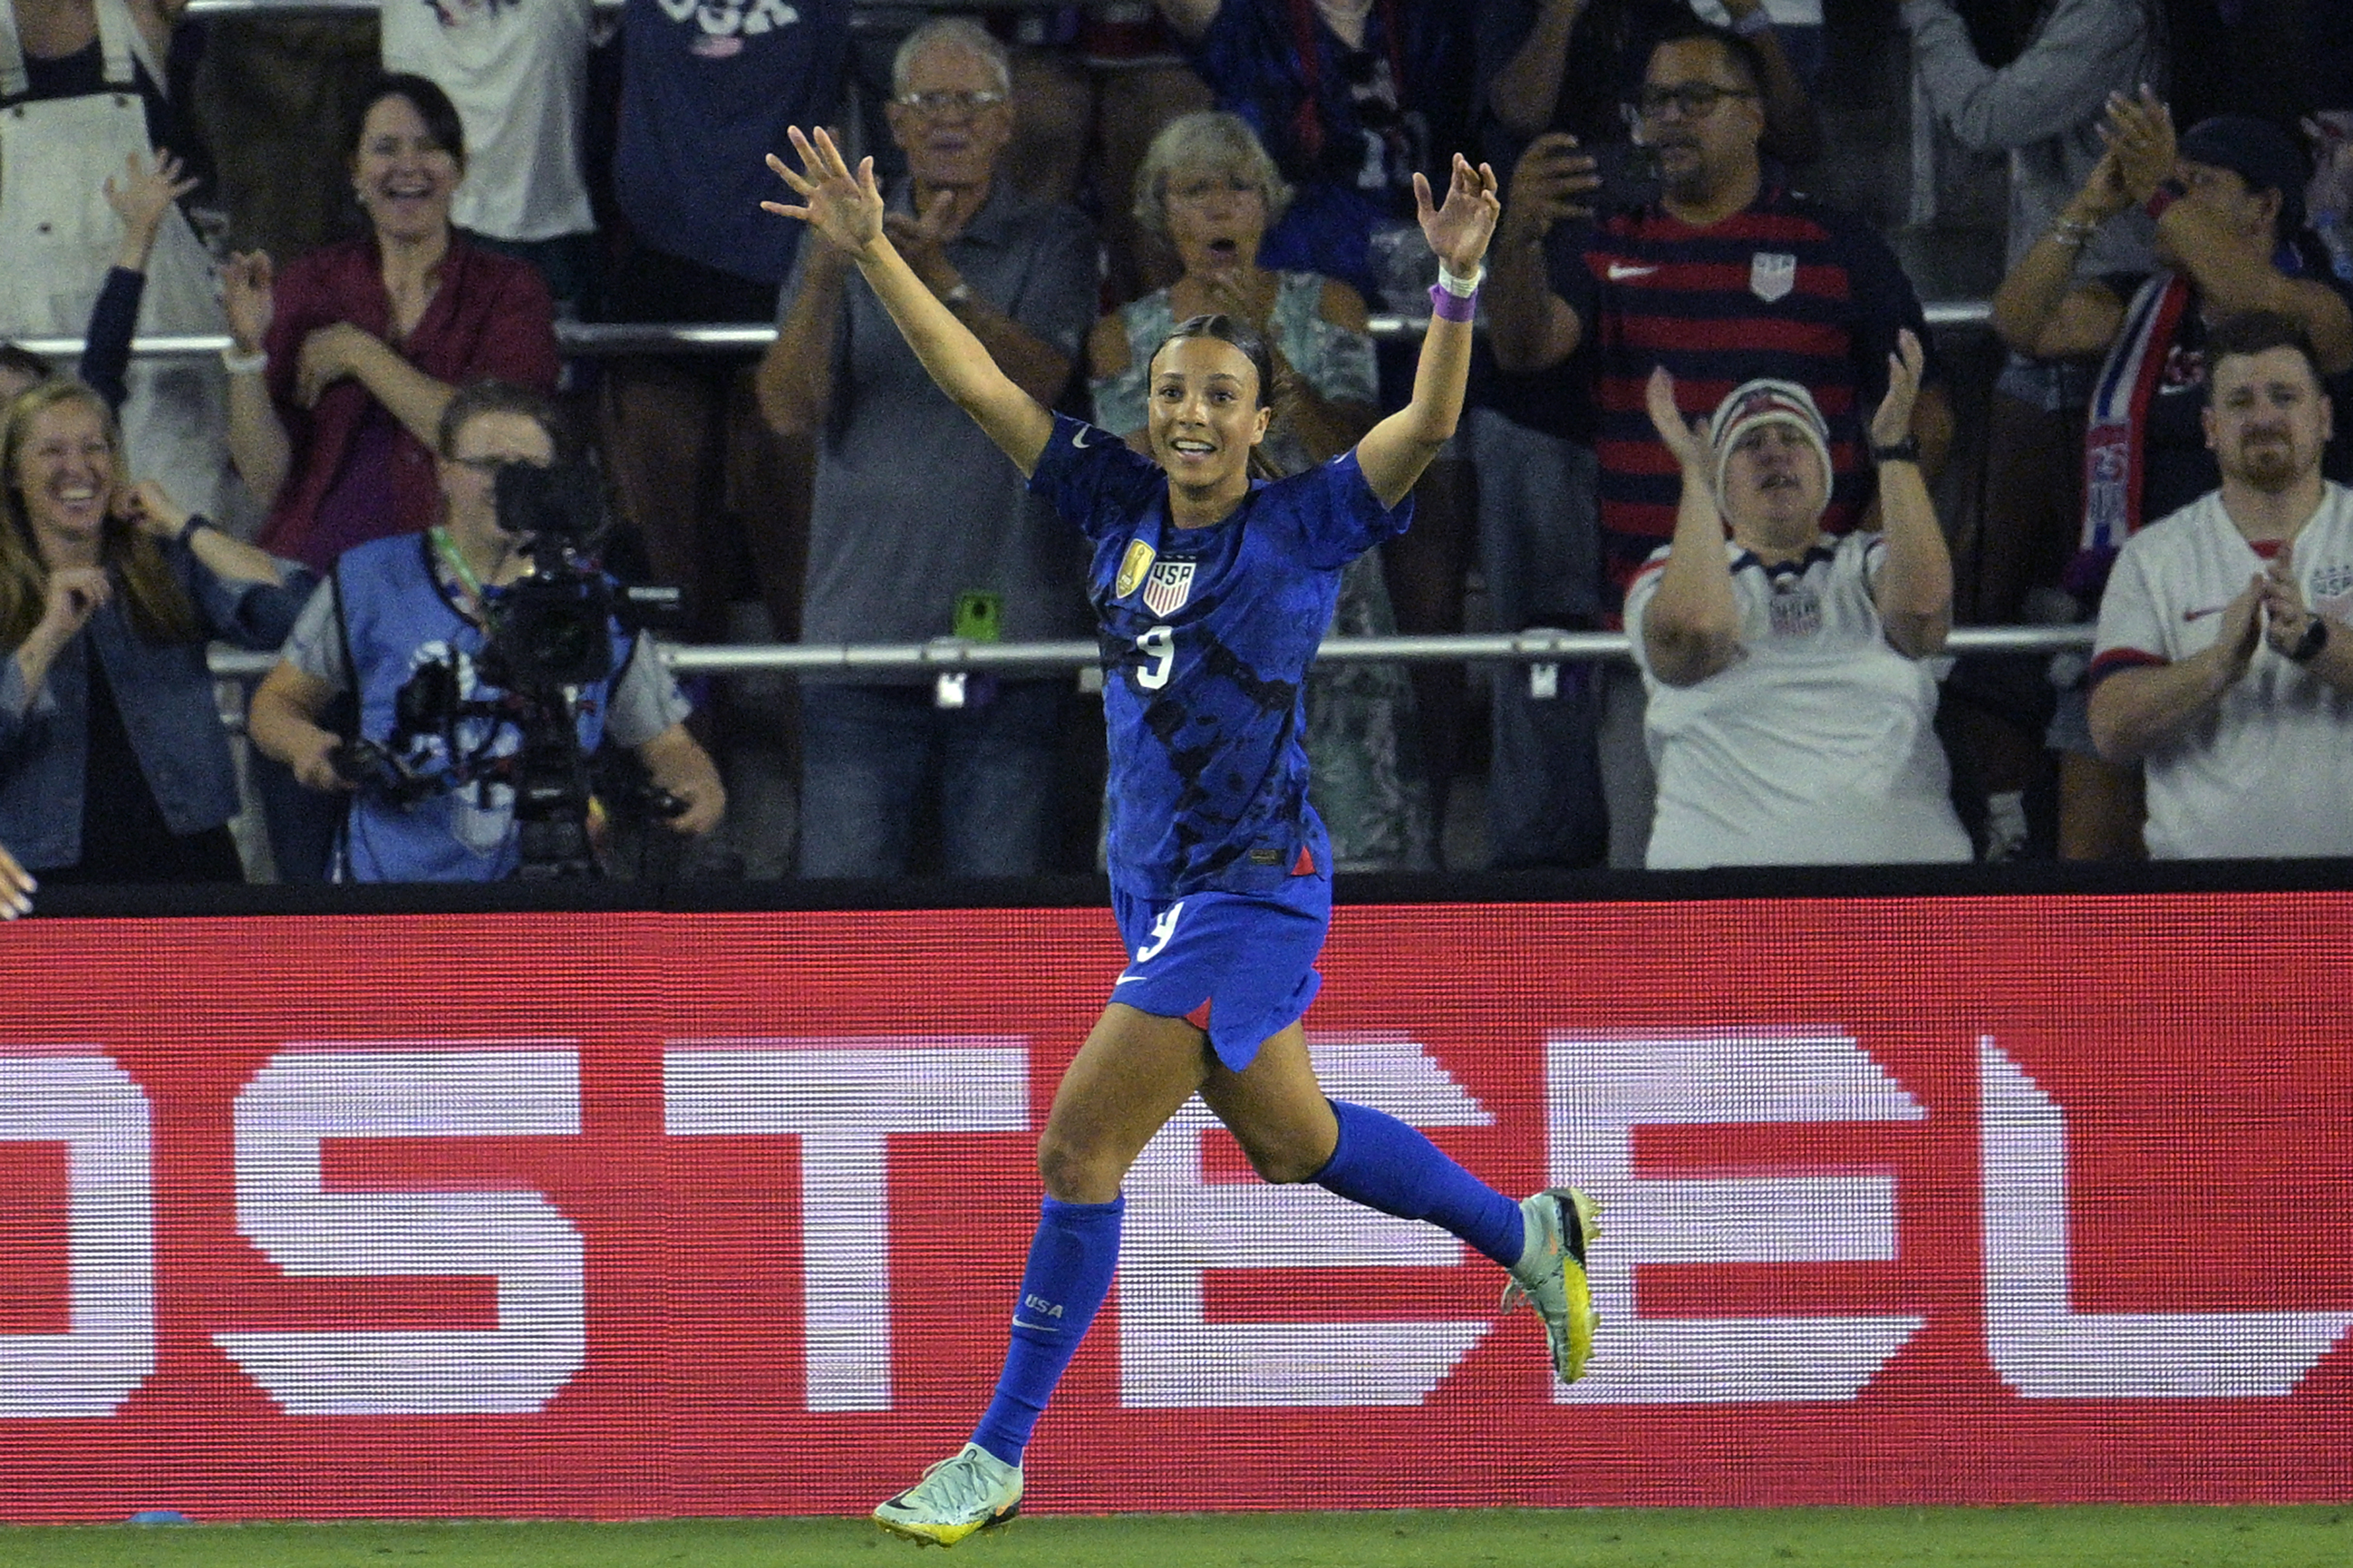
[1750,251,1796,302]
[1142,560,1197,616]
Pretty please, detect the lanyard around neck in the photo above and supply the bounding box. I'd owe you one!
[430,526,492,613]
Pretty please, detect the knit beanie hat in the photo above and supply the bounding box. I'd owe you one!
[1708,378,1833,505]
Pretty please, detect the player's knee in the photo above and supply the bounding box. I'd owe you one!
[1035,1128,1121,1204]
[1238,1134,1329,1187]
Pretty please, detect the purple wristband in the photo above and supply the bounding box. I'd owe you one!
[1428,282,1477,323]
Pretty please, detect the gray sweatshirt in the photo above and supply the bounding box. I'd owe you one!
[1905,0,2160,276]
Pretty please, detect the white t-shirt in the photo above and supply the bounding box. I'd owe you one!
[1625,532,1972,868]
[381,0,595,243]
[2091,483,2353,859]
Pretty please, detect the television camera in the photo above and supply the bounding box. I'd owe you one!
[331,460,685,877]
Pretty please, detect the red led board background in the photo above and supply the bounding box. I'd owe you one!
[0,897,2347,1521]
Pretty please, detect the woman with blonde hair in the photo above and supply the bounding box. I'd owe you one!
[0,379,311,881]
[1090,109,1429,868]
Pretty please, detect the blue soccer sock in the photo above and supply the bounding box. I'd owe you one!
[969,1195,1124,1468]
[1312,1099,1526,1269]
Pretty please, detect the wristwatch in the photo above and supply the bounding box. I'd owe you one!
[2289,618,2330,663]
[1869,436,1922,464]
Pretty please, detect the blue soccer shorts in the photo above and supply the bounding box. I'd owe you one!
[1107,875,1332,1072]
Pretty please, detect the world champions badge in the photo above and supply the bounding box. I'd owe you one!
[1115,540,1156,599]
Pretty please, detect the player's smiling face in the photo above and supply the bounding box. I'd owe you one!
[1146,336,1271,490]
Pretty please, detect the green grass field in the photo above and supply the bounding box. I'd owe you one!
[1,1509,2346,1568]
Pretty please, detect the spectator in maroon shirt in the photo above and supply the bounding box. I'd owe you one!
[220,73,559,576]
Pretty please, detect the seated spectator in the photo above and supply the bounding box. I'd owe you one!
[1626,338,1972,867]
[758,18,1094,879]
[0,380,313,883]
[221,72,560,576]
[1991,97,2353,858]
[1091,110,1427,867]
[2087,313,2353,856]
[245,381,724,883]
[1489,20,1953,866]
[380,0,598,315]
[0,0,236,524]
[1472,0,1817,872]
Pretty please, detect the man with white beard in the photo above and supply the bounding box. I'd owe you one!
[2089,311,2353,857]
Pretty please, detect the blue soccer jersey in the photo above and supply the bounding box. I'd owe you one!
[1028,412,1411,899]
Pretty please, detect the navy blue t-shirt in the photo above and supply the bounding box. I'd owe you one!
[615,0,852,285]
[1027,414,1412,899]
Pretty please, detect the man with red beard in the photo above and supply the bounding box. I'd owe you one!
[2088,312,2353,856]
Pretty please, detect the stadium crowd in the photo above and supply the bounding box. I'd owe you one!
[3,0,2352,882]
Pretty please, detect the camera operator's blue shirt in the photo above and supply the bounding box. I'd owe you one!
[280,534,689,883]
[1026,412,1411,899]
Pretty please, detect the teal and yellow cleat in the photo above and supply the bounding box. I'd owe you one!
[874,1442,1023,1547]
[1501,1186,1600,1383]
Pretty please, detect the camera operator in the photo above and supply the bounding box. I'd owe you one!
[246,381,724,881]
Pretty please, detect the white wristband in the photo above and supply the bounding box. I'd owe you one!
[221,344,268,376]
[1436,262,1484,297]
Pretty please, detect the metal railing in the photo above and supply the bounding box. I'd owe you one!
[204,622,2093,681]
[19,300,1998,363]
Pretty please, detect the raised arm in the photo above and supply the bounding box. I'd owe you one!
[2104,89,2353,373]
[83,150,198,412]
[1485,135,1592,372]
[1725,0,1823,165]
[1355,155,1501,507]
[221,250,293,508]
[1637,367,1741,687]
[763,128,1053,477]
[1866,330,1953,657]
[1487,0,1587,141]
[1990,146,2129,357]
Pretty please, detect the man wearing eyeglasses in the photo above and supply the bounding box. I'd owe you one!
[1487,19,1950,865]
[759,17,1096,879]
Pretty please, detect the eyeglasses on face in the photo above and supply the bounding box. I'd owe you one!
[1627,83,1757,121]
[895,90,1008,115]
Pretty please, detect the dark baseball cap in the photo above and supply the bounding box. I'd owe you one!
[2178,114,2309,234]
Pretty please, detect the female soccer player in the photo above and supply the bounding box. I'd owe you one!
[764,127,1594,1547]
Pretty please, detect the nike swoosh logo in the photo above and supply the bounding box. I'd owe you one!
[1012,1320,1061,1333]
[1113,973,1144,985]
[2184,605,2227,620]
[1607,262,1659,281]
[1072,424,1103,449]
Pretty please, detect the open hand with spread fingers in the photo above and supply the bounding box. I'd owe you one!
[763,126,887,257]
[1416,153,1503,278]
[1644,365,1711,475]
